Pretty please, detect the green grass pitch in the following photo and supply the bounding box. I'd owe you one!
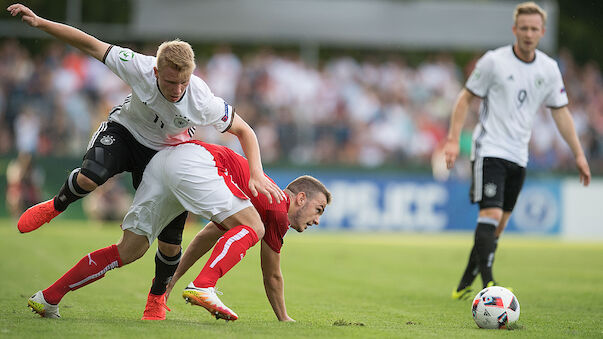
[1,218,602,338]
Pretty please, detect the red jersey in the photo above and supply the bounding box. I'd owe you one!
[183,140,290,253]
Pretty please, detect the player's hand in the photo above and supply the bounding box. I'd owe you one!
[575,154,591,186]
[443,138,460,169]
[165,281,175,303]
[280,315,295,322]
[248,174,285,204]
[7,4,42,27]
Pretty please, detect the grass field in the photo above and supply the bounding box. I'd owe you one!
[1,219,602,338]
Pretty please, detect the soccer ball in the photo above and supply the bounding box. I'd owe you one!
[471,286,520,329]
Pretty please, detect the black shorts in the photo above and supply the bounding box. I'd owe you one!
[470,157,526,212]
[83,121,186,245]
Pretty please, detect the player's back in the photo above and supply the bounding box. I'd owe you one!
[185,140,290,253]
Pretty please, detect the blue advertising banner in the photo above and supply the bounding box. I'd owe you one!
[267,170,561,234]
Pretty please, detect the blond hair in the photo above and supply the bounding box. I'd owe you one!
[514,2,547,26]
[156,39,196,74]
[286,175,332,205]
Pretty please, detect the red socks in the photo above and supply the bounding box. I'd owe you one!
[43,244,122,304]
[193,225,259,288]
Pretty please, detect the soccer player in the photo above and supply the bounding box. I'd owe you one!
[164,162,330,322]
[8,3,283,320]
[444,2,591,300]
[26,140,330,320]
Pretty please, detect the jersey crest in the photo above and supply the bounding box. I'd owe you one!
[484,183,497,198]
[173,116,190,128]
[100,135,115,146]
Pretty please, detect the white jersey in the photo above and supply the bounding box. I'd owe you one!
[466,45,568,167]
[103,45,234,150]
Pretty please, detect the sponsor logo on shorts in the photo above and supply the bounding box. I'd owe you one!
[484,183,497,197]
[100,135,115,146]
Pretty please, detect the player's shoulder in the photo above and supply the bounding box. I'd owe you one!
[534,49,561,71]
[475,45,509,68]
[486,45,514,61]
[189,74,213,96]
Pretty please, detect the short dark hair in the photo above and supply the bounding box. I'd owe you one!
[286,175,332,204]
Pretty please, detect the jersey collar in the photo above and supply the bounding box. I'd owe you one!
[511,45,536,64]
[156,80,187,103]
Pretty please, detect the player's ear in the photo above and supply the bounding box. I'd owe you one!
[296,192,306,207]
[153,66,159,78]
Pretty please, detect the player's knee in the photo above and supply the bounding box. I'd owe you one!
[478,207,503,222]
[157,241,181,257]
[117,231,150,265]
[250,222,265,240]
[81,147,112,186]
[76,173,98,192]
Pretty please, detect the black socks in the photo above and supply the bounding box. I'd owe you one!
[150,249,182,295]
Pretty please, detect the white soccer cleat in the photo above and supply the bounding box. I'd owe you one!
[182,283,238,321]
[28,291,60,318]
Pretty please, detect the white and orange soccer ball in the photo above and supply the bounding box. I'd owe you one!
[471,286,520,329]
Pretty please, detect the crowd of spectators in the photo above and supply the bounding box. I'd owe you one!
[1,39,602,176]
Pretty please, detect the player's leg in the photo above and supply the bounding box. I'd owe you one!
[183,207,262,321]
[165,143,261,320]
[454,157,506,296]
[483,161,525,289]
[192,206,264,289]
[141,215,185,321]
[474,209,502,287]
[17,122,130,233]
[28,230,149,318]
[453,243,479,299]
[167,222,225,297]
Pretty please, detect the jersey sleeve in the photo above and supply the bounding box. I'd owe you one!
[262,209,290,253]
[465,51,495,98]
[103,45,155,89]
[544,64,569,108]
[209,97,235,133]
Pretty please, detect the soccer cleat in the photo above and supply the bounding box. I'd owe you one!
[486,281,514,293]
[141,293,171,320]
[28,291,60,318]
[182,283,238,321]
[17,198,62,233]
[451,286,473,300]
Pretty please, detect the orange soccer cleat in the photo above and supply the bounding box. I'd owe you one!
[142,293,171,320]
[17,198,62,233]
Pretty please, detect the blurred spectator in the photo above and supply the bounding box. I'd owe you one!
[6,152,43,217]
[0,39,601,174]
[83,176,133,222]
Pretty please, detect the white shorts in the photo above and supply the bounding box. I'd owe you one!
[121,143,253,244]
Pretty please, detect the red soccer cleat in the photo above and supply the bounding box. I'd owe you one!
[17,198,62,233]
[142,293,171,320]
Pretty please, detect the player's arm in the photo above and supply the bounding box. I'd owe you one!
[165,222,224,302]
[227,114,284,204]
[260,240,294,322]
[444,88,478,169]
[550,106,591,186]
[7,4,110,61]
